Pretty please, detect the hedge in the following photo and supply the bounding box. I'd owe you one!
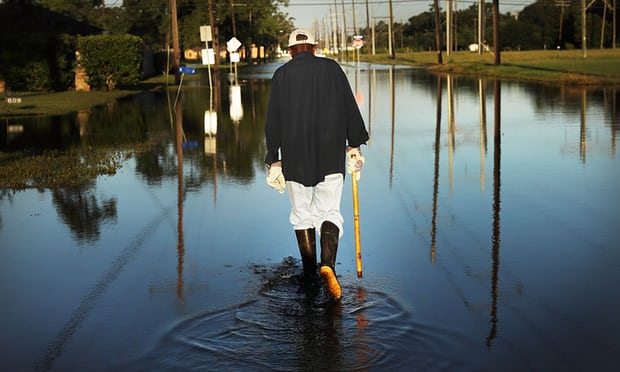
[77,34,144,91]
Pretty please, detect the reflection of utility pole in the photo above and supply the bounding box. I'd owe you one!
[175,98,185,300]
[613,89,617,154]
[580,88,587,163]
[389,66,395,187]
[487,78,501,349]
[431,74,442,263]
[479,79,487,192]
[368,68,374,138]
[447,75,455,193]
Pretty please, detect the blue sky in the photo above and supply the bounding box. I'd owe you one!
[283,0,534,30]
[103,0,534,31]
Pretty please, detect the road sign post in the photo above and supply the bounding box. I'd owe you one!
[353,35,364,64]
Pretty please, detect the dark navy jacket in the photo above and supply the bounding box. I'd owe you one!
[265,52,369,187]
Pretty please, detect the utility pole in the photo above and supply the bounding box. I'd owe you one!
[230,0,236,36]
[492,0,500,64]
[434,0,443,64]
[601,0,608,48]
[365,0,370,54]
[556,0,569,47]
[388,0,395,58]
[207,0,219,70]
[341,0,348,59]
[170,0,180,84]
[333,1,340,59]
[582,0,587,57]
[352,0,357,35]
[614,0,617,48]
[479,0,485,54]
[446,0,452,55]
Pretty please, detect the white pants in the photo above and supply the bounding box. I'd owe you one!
[287,173,344,238]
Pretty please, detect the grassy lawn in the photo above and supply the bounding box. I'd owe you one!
[358,49,620,85]
[0,78,171,118]
[2,49,619,119]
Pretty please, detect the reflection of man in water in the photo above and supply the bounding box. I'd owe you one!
[265,29,369,300]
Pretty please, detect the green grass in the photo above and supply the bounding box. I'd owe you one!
[357,49,620,85]
[0,76,172,119]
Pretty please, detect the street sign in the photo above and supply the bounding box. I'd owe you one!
[179,66,196,75]
[227,37,242,52]
[200,25,212,42]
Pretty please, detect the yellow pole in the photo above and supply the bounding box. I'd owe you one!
[352,172,363,277]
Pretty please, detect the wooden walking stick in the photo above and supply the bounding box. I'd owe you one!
[352,171,363,278]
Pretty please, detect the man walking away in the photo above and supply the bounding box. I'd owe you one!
[264,29,369,300]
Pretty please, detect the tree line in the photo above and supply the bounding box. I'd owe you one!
[3,0,616,54]
[1,0,617,91]
[368,0,617,52]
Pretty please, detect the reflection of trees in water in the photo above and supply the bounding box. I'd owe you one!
[0,188,13,230]
[132,80,272,188]
[80,100,149,147]
[52,184,117,243]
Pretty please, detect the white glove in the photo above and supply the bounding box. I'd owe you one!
[347,147,365,180]
[266,164,286,194]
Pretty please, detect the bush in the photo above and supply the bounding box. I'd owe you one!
[77,35,144,91]
[0,33,76,91]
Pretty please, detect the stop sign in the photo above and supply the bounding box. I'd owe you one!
[353,38,363,49]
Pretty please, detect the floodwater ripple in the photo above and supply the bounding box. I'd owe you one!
[126,258,471,371]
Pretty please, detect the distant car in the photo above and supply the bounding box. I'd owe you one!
[469,43,490,52]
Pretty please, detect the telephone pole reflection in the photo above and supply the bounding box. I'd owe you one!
[580,87,587,164]
[479,79,488,192]
[486,79,501,348]
[612,87,617,155]
[175,99,185,301]
[447,75,455,193]
[389,66,395,188]
[431,74,443,263]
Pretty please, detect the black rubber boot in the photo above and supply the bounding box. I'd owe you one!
[320,221,339,269]
[319,221,341,299]
[295,228,317,279]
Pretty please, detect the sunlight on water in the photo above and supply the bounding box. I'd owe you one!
[1,63,618,371]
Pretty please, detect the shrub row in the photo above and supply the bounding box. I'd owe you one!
[0,34,144,92]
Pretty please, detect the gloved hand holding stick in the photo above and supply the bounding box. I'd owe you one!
[348,147,365,278]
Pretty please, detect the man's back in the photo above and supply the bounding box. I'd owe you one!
[265,52,368,186]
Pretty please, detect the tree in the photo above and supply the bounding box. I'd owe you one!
[519,0,563,49]
[122,0,170,49]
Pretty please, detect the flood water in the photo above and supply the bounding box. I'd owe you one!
[1,61,619,371]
